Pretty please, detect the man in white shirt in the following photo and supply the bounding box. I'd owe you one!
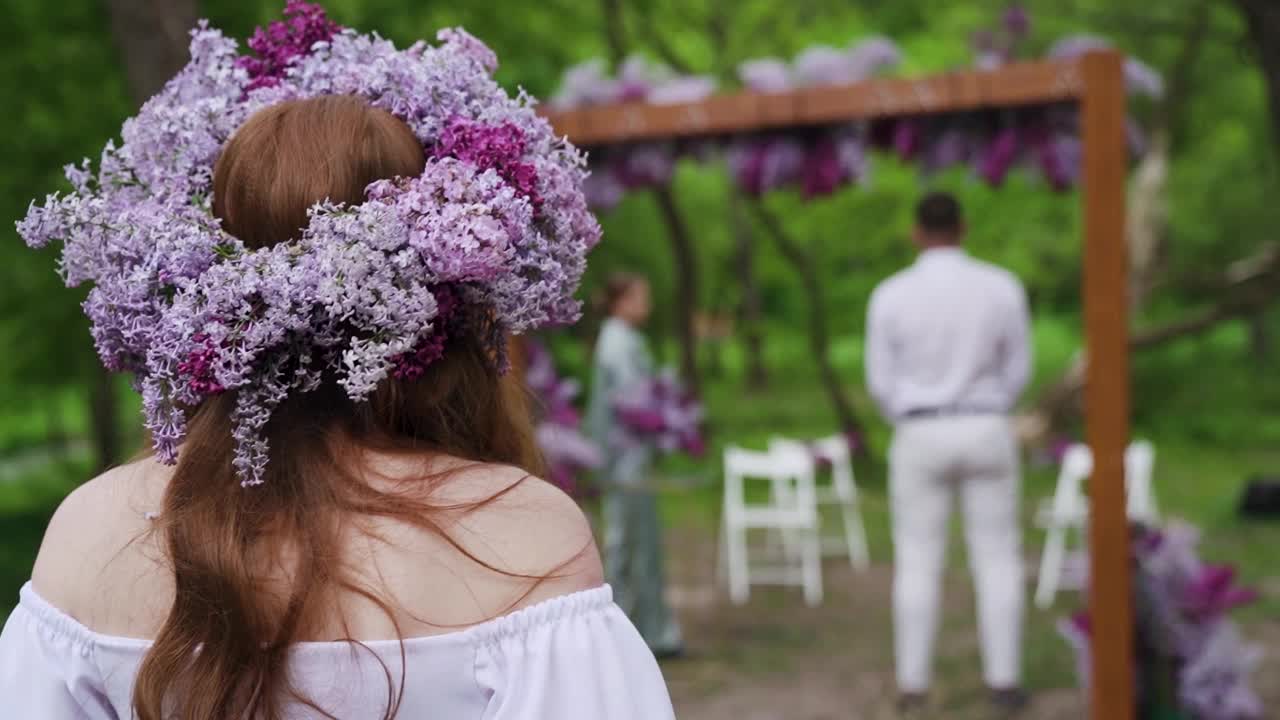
[865,192,1031,715]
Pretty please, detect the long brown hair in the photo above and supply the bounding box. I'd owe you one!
[132,96,544,720]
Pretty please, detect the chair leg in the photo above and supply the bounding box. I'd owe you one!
[772,478,800,560]
[802,524,824,607]
[725,518,750,605]
[843,501,871,571]
[1034,523,1068,609]
[716,512,728,587]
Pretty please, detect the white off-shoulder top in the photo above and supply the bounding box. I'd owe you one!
[0,582,675,719]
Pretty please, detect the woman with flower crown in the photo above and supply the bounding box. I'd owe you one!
[0,4,674,719]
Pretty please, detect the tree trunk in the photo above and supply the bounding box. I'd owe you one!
[1238,0,1280,162]
[751,203,863,439]
[105,0,199,106]
[730,188,768,389]
[1247,312,1271,362]
[1128,132,1169,311]
[600,0,628,66]
[653,188,702,393]
[96,0,199,470]
[88,375,122,472]
[45,394,68,454]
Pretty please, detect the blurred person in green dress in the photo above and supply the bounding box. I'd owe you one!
[586,273,684,658]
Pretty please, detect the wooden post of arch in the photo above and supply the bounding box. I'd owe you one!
[542,49,1135,719]
[1080,50,1135,718]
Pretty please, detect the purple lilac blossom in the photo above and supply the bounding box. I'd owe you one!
[922,127,976,174]
[1059,523,1263,718]
[1003,6,1031,39]
[582,166,626,211]
[612,368,705,456]
[738,58,792,93]
[548,59,618,110]
[977,127,1021,186]
[1181,566,1261,622]
[1179,622,1265,720]
[1048,35,1165,99]
[725,137,806,197]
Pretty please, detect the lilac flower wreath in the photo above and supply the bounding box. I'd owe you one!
[16,2,601,486]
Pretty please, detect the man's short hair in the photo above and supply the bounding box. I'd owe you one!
[915,191,963,236]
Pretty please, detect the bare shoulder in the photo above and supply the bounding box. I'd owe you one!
[30,457,171,631]
[432,463,604,605]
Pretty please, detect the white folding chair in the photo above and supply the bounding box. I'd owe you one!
[1034,440,1159,608]
[771,435,870,571]
[717,445,823,607]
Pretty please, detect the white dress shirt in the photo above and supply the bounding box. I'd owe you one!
[865,247,1031,421]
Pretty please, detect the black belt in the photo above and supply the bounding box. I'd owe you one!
[902,405,1003,420]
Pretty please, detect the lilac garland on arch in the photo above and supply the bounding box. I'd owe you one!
[728,37,901,199]
[551,7,1163,208]
[17,4,600,486]
[550,56,717,210]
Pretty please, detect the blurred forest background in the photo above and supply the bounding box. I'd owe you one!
[3,0,1279,715]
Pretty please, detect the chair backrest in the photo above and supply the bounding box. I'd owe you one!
[1125,440,1158,521]
[1053,441,1158,521]
[1052,444,1094,516]
[771,435,856,498]
[723,444,817,514]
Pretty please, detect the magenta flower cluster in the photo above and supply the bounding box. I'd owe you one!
[433,118,543,211]
[236,0,340,92]
[612,369,706,457]
[391,285,460,382]
[17,4,600,486]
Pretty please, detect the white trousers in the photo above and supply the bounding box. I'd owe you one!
[889,415,1024,692]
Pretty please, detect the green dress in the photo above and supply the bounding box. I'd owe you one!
[586,317,684,654]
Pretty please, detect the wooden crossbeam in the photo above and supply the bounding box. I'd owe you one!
[541,58,1085,145]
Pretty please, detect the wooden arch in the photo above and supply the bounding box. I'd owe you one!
[544,51,1134,720]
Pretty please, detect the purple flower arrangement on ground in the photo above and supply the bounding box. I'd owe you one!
[523,340,602,497]
[612,369,706,457]
[1058,522,1264,720]
[17,3,600,486]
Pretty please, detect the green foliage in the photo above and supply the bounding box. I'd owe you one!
[1,2,131,399]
